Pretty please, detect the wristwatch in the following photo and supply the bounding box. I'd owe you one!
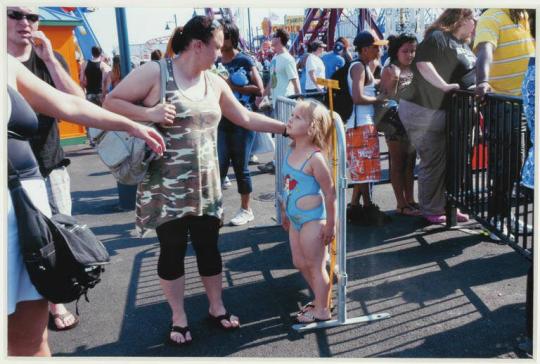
[282,125,289,137]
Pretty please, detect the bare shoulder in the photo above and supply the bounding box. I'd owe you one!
[350,62,365,76]
[384,64,400,77]
[309,150,330,170]
[122,61,160,86]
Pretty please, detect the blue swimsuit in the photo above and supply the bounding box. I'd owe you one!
[282,149,326,231]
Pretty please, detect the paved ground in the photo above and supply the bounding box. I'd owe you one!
[48,143,531,358]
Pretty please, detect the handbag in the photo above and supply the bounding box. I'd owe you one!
[8,160,109,309]
[251,132,275,155]
[374,100,400,134]
[95,59,167,185]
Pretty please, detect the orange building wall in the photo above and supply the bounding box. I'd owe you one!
[40,25,87,140]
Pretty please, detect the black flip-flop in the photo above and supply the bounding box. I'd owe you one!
[207,312,240,330]
[167,325,192,346]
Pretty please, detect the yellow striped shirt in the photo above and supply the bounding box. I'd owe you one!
[473,9,535,96]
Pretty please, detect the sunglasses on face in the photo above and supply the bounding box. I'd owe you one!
[7,10,39,23]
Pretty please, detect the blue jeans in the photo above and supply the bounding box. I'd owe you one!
[218,124,255,194]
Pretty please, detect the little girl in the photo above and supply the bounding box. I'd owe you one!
[281,99,337,323]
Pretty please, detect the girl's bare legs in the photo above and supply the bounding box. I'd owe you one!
[289,226,314,290]
[296,220,331,321]
[387,140,408,209]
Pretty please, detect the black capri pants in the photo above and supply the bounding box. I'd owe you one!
[156,215,222,280]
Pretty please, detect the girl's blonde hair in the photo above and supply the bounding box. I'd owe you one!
[295,99,335,157]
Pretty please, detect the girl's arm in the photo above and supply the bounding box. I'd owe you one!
[215,74,287,134]
[10,55,165,155]
[380,65,400,99]
[310,153,337,245]
[103,61,176,125]
[277,195,290,232]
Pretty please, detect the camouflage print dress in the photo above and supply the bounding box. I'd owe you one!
[136,58,223,236]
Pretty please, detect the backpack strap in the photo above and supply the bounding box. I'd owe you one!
[7,158,22,191]
[348,61,361,129]
[154,59,169,103]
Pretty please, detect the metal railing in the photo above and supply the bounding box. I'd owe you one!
[446,90,533,259]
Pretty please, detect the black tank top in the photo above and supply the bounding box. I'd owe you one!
[85,60,102,94]
[7,85,42,180]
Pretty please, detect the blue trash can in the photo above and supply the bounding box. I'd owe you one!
[117,183,137,210]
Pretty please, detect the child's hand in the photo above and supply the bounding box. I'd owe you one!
[281,215,290,232]
[322,222,336,246]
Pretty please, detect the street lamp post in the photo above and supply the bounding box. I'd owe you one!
[165,14,178,31]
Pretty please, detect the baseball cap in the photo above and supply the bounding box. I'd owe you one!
[353,31,388,49]
[333,42,344,53]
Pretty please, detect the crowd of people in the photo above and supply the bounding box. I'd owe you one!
[6,5,535,356]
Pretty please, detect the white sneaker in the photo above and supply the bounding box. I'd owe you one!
[222,176,232,190]
[230,208,254,226]
[510,216,533,234]
[249,155,259,164]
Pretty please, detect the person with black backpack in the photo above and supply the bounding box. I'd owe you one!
[343,31,391,226]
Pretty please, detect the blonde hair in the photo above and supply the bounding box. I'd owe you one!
[294,99,335,157]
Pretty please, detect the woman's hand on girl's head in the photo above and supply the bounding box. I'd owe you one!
[130,124,166,156]
[149,103,176,125]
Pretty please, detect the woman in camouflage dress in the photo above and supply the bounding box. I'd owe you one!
[104,16,288,346]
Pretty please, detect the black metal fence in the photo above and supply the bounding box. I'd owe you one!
[446,90,533,259]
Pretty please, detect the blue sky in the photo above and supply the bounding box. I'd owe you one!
[85,7,306,56]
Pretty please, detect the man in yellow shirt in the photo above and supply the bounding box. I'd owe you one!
[474,9,535,97]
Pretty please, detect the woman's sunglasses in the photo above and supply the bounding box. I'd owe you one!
[7,10,39,23]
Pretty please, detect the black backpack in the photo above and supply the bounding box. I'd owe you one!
[8,160,109,310]
[330,60,367,123]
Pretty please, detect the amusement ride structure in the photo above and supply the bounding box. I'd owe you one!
[48,7,444,63]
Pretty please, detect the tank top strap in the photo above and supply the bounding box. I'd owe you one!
[299,149,321,171]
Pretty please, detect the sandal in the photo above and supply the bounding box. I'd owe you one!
[425,214,446,224]
[207,312,240,330]
[296,302,315,315]
[49,311,79,331]
[296,302,336,316]
[294,311,331,324]
[168,325,192,346]
[396,206,422,216]
[408,202,420,210]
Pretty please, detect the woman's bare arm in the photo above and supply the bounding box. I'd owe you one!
[103,61,175,125]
